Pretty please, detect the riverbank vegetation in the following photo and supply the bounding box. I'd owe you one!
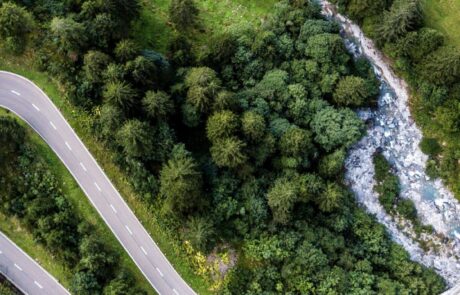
[373,153,433,238]
[0,0,447,293]
[331,0,460,201]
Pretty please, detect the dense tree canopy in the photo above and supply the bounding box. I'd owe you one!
[0,2,34,53]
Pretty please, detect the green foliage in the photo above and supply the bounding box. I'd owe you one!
[71,271,101,295]
[159,144,203,215]
[78,235,116,281]
[103,81,137,110]
[318,182,344,213]
[345,0,389,20]
[125,56,157,87]
[50,17,86,54]
[241,111,266,141]
[0,116,25,160]
[418,46,460,86]
[305,33,349,65]
[373,153,399,213]
[142,90,174,120]
[396,199,417,221]
[373,153,427,235]
[103,269,146,295]
[183,216,214,251]
[0,281,16,295]
[114,39,140,62]
[210,137,247,168]
[169,0,199,30]
[95,104,125,142]
[311,107,364,152]
[377,0,421,43]
[185,67,221,113]
[279,126,313,157]
[333,76,370,106]
[267,177,298,224]
[206,110,239,143]
[419,137,441,156]
[319,149,346,178]
[83,50,111,84]
[0,2,34,53]
[116,120,154,159]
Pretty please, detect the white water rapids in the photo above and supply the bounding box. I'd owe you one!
[319,1,460,287]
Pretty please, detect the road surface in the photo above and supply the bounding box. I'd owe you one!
[0,71,196,295]
[0,231,69,295]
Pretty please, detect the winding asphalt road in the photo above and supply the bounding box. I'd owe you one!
[0,71,196,295]
[0,231,69,295]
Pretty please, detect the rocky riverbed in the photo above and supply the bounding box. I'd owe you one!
[319,0,460,287]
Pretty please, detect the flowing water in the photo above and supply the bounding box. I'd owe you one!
[319,1,460,287]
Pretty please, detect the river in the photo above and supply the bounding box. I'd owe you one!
[319,0,460,287]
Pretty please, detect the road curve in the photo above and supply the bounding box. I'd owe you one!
[0,231,69,295]
[0,71,196,295]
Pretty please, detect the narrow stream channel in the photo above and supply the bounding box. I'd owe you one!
[319,1,460,286]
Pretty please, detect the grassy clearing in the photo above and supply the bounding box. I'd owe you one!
[422,0,460,48]
[0,51,211,294]
[132,0,278,53]
[0,108,153,293]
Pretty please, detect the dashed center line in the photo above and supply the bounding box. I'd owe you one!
[172,288,180,295]
[125,225,133,235]
[80,162,87,172]
[11,90,20,96]
[140,246,147,255]
[34,281,43,289]
[94,182,101,192]
[50,121,57,130]
[156,267,164,277]
[32,104,40,111]
[110,204,117,214]
[65,141,72,150]
[14,264,22,271]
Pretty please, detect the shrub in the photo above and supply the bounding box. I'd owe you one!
[419,137,441,156]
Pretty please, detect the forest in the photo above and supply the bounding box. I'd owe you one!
[0,0,449,294]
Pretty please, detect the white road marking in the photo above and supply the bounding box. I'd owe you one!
[32,103,40,111]
[50,121,57,130]
[156,267,164,277]
[94,182,101,192]
[125,225,133,235]
[0,250,2,254]
[110,204,117,214]
[11,90,20,96]
[14,263,22,271]
[80,162,87,172]
[173,288,180,295]
[34,281,43,289]
[65,141,72,150]
[140,246,147,255]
